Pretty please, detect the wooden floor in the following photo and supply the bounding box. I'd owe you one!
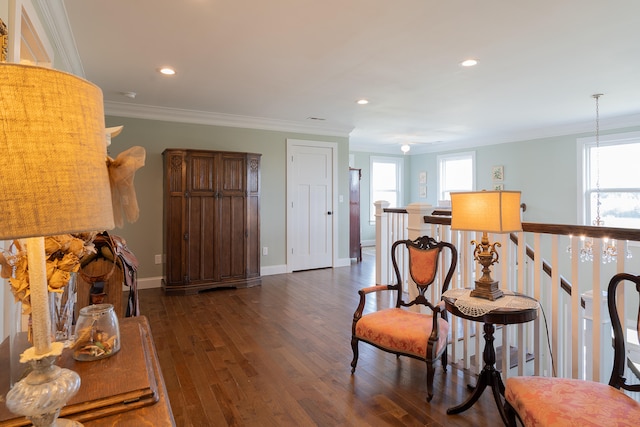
[139,250,505,427]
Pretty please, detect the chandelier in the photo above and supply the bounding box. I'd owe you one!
[569,235,631,264]
[567,94,631,263]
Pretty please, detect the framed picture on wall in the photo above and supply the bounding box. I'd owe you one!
[492,165,504,182]
[419,185,427,198]
[493,183,504,191]
[419,171,427,184]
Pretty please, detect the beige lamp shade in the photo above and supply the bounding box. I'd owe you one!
[451,190,522,233]
[0,64,114,239]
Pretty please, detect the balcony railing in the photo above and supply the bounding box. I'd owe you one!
[373,201,640,399]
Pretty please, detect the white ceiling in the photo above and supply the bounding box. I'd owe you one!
[53,0,640,154]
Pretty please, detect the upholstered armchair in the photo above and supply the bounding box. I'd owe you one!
[350,235,457,401]
[504,272,640,426]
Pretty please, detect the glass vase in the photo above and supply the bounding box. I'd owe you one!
[49,272,77,344]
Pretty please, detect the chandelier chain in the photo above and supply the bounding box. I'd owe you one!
[593,94,602,226]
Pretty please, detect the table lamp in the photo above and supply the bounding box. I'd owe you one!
[450,190,522,300]
[0,64,114,426]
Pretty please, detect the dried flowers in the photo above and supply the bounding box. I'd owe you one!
[0,233,97,315]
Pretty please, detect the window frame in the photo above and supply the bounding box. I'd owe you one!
[578,130,640,228]
[437,151,476,203]
[369,156,404,222]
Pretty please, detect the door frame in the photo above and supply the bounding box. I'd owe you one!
[286,139,338,273]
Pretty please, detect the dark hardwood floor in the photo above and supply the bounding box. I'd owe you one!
[139,250,505,426]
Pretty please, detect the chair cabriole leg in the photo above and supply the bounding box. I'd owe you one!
[503,400,519,427]
[426,360,435,402]
[350,336,359,373]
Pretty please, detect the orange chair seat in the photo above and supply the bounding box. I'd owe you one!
[505,376,640,427]
[355,308,449,358]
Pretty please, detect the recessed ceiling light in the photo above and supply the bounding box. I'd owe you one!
[461,59,478,67]
[159,67,176,75]
[356,99,369,105]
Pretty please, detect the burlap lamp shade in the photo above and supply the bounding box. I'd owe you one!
[0,63,114,240]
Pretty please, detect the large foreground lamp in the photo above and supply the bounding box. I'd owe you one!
[451,190,522,300]
[0,64,114,426]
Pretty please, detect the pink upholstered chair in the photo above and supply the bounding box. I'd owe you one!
[350,235,457,401]
[504,272,640,426]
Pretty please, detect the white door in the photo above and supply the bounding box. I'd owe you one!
[287,140,336,271]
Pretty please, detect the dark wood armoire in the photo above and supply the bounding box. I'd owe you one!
[162,149,261,295]
[349,168,362,262]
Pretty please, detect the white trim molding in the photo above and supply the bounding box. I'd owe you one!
[104,101,353,137]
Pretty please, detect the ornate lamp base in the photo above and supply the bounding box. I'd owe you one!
[470,280,504,301]
[5,354,82,427]
[470,233,504,301]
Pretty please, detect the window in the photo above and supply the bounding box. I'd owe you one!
[370,156,403,221]
[437,152,475,203]
[580,131,640,228]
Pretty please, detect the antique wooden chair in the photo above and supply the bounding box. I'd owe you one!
[350,235,457,401]
[504,272,640,426]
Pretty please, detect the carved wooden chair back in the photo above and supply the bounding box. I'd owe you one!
[391,235,457,311]
[607,272,640,392]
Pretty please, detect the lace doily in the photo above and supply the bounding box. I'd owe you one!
[442,288,539,317]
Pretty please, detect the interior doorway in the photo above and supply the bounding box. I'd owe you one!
[286,139,337,272]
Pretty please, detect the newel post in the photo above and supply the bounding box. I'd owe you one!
[406,203,435,241]
[375,200,390,285]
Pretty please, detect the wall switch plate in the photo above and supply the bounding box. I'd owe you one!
[262,247,268,256]
[154,254,162,264]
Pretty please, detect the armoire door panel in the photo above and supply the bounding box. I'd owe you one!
[163,151,187,286]
[166,196,184,284]
[167,153,185,194]
[189,154,216,193]
[186,195,219,282]
[220,155,245,194]
[218,195,246,279]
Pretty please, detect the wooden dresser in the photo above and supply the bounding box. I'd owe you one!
[162,149,261,295]
[0,316,175,426]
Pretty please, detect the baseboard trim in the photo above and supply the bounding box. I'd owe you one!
[135,261,351,288]
[335,257,351,268]
[136,276,163,290]
[261,264,287,276]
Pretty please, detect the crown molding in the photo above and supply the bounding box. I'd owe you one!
[104,101,353,138]
[349,112,640,155]
[33,0,85,76]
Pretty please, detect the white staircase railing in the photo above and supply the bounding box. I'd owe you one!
[374,202,640,399]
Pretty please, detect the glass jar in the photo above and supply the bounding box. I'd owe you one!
[73,304,120,361]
